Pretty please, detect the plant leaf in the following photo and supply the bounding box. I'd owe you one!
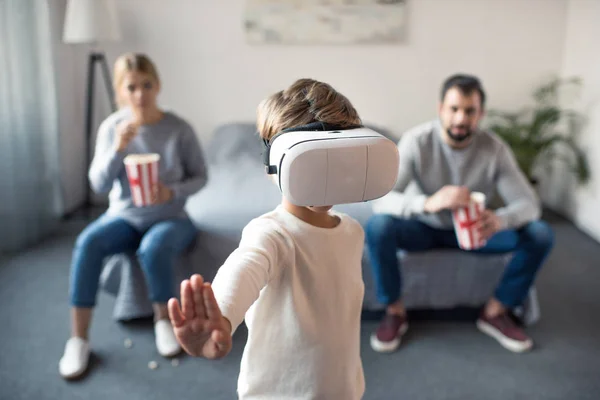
[536,135,590,183]
[528,107,561,138]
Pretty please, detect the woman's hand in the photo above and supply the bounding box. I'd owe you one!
[149,182,173,205]
[114,120,138,152]
[168,274,233,359]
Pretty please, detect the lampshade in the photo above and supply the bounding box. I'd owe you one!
[63,0,121,44]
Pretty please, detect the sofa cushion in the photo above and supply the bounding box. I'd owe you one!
[206,123,263,165]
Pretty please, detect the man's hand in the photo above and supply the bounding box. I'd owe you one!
[168,274,232,359]
[474,209,502,242]
[150,182,173,205]
[424,185,471,213]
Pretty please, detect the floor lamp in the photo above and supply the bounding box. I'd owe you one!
[63,0,121,214]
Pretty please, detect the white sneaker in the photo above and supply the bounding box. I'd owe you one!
[59,337,90,379]
[154,319,181,357]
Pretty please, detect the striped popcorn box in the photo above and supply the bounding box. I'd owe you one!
[124,154,160,207]
[452,192,486,250]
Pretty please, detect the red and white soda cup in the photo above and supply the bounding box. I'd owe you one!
[124,153,160,207]
[452,192,486,250]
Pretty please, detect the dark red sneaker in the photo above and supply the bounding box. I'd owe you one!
[477,312,533,353]
[370,313,409,353]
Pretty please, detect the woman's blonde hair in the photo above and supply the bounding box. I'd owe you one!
[113,53,160,108]
[256,78,362,141]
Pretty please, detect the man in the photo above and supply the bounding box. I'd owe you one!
[367,74,554,353]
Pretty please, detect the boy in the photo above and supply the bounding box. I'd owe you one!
[168,79,367,399]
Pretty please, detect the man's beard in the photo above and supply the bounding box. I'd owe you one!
[446,125,473,143]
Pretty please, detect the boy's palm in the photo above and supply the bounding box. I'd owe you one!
[168,274,232,359]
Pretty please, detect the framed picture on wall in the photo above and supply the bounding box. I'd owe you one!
[244,0,407,45]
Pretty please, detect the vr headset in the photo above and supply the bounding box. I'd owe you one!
[261,121,399,207]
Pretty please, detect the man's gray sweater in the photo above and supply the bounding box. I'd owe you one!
[372,120,540,230]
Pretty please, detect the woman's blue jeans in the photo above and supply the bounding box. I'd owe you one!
[69,214,197,308]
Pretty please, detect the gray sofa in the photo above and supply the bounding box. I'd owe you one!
[99,122,540,325]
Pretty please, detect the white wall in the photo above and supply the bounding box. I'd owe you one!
[539,0,600,242]
[57,0,569,212]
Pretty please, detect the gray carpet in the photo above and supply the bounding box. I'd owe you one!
[1,211,599,400]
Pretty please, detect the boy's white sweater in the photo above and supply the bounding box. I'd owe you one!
[212,205,366,400]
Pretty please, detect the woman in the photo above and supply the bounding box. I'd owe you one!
[59,53,208,379]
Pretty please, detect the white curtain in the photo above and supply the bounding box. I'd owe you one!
[0,0,63,254]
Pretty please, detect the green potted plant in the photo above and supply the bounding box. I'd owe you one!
[486,77,590,186]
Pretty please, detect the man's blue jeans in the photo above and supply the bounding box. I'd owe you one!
[365,215,554,309]
[70,214,197,307]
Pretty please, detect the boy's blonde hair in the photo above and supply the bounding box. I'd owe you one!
[257,78,362,141]
[113,53,160,108]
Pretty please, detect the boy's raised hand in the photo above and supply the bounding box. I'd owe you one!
[168,274,232,359]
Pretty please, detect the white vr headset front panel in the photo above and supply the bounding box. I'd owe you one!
[267,128,399,206]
